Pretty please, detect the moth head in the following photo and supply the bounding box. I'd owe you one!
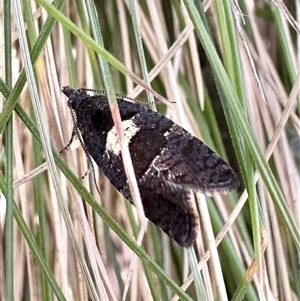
[62,86,88,110]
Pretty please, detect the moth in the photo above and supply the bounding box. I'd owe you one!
[62,86,239,247]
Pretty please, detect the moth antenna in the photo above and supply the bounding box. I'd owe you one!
[80,88,169,105]
[88,156,102,196]
[69,108,102,196]
[80,88,106,94]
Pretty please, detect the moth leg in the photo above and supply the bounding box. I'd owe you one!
[60,127,102,195]
[59,126,77,153]
[79,169,89,180]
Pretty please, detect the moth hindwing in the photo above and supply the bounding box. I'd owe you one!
[62,86,239,247]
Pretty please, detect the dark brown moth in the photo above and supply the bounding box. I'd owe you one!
[63,86,239,247]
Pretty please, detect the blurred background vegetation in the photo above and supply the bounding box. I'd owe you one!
[0,0,299,300]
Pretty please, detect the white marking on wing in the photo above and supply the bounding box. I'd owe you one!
[105,119,140,156]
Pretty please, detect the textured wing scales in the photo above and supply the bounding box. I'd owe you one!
[153,124,240,194]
